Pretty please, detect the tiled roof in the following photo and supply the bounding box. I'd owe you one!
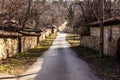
[89,16,120,27]
[0,26,42,37]
[19,31,41,36]
[0,30,22,37]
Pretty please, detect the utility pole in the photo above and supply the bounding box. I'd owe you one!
[99,0,104,57]
[99,18,104,57]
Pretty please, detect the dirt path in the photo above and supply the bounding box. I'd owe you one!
[16,32,101,80]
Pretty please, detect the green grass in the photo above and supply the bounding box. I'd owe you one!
[67,33,120,80]
[0,33,57,75]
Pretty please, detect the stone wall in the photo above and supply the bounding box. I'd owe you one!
[39,32,46,41]
[0,28,58,60]
[80,27,100,51]
[0,37,18,59]
[39,28,57,42]
[45,29,52,37]
[21,36,37,52]
[52,28,57,34]
[80,36,100,51]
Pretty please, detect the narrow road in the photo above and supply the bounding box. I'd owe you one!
[18,32,101,80]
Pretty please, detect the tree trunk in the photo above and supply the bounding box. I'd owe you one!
[22,0,32,28]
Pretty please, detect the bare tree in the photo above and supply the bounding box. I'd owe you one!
[69,0,118,57]
[0,0,67,31]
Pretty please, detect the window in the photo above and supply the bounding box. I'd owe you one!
[108,27,112,41]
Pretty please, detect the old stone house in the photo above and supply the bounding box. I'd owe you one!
[80,17,120,56]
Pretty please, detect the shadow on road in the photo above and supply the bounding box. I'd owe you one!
[0,73,38,79]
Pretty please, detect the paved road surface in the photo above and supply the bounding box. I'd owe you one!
[17,32,102,80]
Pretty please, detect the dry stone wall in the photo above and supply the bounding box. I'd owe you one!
[0,28,58,60]
[40,32,46,41]
[45,29,52,37]
[80,36,100,51]
[0,37,18,59]
[80,27,100,51]
[21,36,37,52]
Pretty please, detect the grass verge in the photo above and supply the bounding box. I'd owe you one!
[0,33,57,75]
[67,33,120,80]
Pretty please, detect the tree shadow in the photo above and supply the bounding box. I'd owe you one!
[0,73,38,79]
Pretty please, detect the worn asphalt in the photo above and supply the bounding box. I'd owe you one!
[0,32,102,80]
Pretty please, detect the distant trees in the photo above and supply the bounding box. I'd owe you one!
[67,0,120,35]
[69,0,120,27]
[68,4,74,26]
[0,0,67,30]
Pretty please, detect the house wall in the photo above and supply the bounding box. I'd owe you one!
[104,26,115,56]
[104,25,120,56]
